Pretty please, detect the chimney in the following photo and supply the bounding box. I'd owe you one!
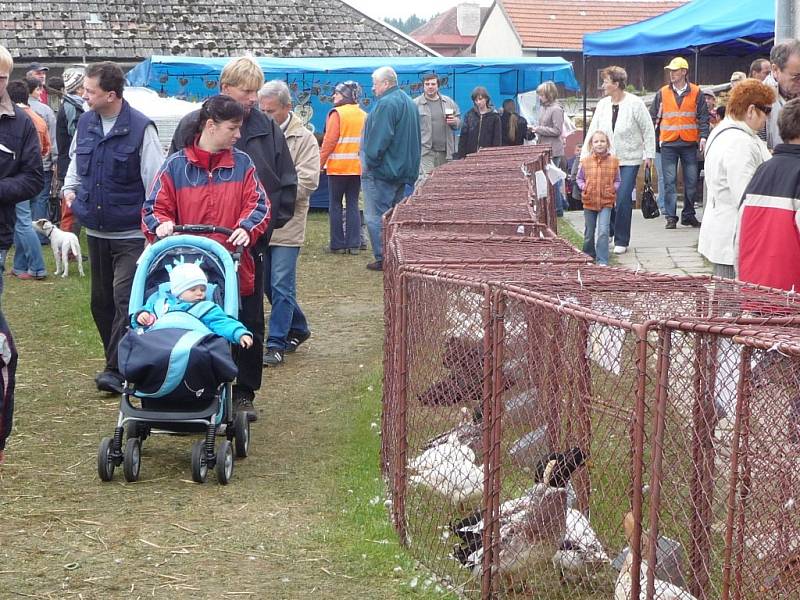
[456,2,481,36]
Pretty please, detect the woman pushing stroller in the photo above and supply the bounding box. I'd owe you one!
[142,95,270,418]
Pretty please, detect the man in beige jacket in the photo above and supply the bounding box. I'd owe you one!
[258,81,320,367]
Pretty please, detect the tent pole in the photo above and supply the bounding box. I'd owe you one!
[693,47,700,82]
[582,54,588,139]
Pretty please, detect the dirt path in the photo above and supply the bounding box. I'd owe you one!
[0,214,432,599]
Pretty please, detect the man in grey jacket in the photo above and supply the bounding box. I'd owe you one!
[765,40,800,150]
[413,73,460,184]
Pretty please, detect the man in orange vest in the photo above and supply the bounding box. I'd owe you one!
[649,57,709,229]
[319,81,367,254]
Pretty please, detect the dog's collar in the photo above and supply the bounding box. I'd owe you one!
[45,226,53,239]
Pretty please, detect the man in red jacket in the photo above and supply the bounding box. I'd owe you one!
[738,98,800,291]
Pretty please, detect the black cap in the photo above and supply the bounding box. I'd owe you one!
[27,62,49,72]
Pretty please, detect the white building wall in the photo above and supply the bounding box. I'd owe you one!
[474,5,523,57]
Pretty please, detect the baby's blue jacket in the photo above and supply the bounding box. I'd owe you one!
[133,294,251,345]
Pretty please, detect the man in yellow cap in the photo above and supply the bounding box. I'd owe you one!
[649,56,709,229]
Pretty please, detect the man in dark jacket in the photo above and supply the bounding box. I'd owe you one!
[62,62,164,394]
[0,45,44,464]
[169,57,298,420]
[361,66,420,272]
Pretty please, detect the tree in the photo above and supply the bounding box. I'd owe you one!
[385,14,434,34]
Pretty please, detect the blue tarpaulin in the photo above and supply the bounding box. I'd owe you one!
[583,0,774,57]
[127,55,579,134]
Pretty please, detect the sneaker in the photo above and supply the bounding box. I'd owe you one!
[346,248,360,255]
[366,260,383,271]
[263,347,284,367]
[324,246,346,254]
[665,218,678,230]
[613,246,628,254]
[233,389,258,422]
[681,216,702,227]
[95,370,124,394]
[285,330,310,353]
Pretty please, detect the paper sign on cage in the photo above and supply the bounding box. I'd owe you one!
[534,170,549,200]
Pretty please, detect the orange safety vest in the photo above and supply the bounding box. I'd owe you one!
[325,103,367,175]
[659,83,700,144]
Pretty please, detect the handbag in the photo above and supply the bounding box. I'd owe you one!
[641,165,660,219]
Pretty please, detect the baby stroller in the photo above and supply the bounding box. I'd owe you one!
[96,225,250,485]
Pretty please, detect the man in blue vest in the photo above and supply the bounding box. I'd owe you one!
[62,62,164,394]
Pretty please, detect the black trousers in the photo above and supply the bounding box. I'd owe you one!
[87,236,145,373]
[233,245,265,395]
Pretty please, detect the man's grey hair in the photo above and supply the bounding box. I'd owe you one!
[372,66,398,86]
[258,80,291,106]
[770,40,800,71]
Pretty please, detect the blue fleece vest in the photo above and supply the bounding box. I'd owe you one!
[73,99,153,231]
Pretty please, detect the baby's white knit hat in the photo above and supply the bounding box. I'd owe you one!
[170,262,207,297]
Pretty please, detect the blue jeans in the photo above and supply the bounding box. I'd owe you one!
[328,175,361,250]
[264,245,309,351]
[654,152,666,212]
[613,165,640,248]
[660,144,698,221]
[13,200,46,277]
[31,170,52,245]
[583,207,612,265]
[362,172,406,263]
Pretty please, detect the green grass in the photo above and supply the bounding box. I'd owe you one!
[557,217,583,249]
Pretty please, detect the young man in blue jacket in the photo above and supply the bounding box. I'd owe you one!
[0,45,45,464]
[361,67,421,271]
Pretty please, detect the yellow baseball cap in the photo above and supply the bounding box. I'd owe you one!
[664,57,689,71]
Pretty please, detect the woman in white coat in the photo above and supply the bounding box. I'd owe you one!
[698,79,774,278]
[582,66,655,255]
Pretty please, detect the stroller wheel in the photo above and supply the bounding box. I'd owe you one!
[216,440,234,485]
[127,421,149,441]
[233,411,249,458]
[123,438,142,482]
[191,440,208,484]
[97,437,115,482]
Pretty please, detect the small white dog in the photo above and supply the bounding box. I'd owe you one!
[33,219,84,277]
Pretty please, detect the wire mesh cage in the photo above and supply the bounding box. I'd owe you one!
[380,144,800,599]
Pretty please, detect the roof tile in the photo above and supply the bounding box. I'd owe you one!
[1,0,432,60]
[501,0,687,49]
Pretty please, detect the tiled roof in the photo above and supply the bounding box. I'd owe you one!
[500,0,687,50]
[0,0,432,60]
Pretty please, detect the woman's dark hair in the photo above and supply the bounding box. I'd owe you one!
[184,94,245,147]
[779,97,800,142]
[503,99,519,141]
[7,80,28,105]
[470,86,492,106]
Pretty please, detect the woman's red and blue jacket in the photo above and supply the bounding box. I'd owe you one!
[142,144,270,296]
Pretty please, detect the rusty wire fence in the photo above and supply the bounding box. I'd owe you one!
[381,148,800,599]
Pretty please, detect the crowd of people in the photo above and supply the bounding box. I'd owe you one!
[2,42,800,464]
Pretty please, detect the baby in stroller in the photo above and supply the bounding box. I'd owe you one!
[134,261,253,349]
[97,231,251,486]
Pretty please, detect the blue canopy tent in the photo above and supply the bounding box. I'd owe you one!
[583,0,774,59]
[127,55,579,134]
[128,55,579,207]
[581,0,774,134]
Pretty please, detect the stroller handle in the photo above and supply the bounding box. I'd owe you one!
[174,224,236,237]
[172,224,244,262]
